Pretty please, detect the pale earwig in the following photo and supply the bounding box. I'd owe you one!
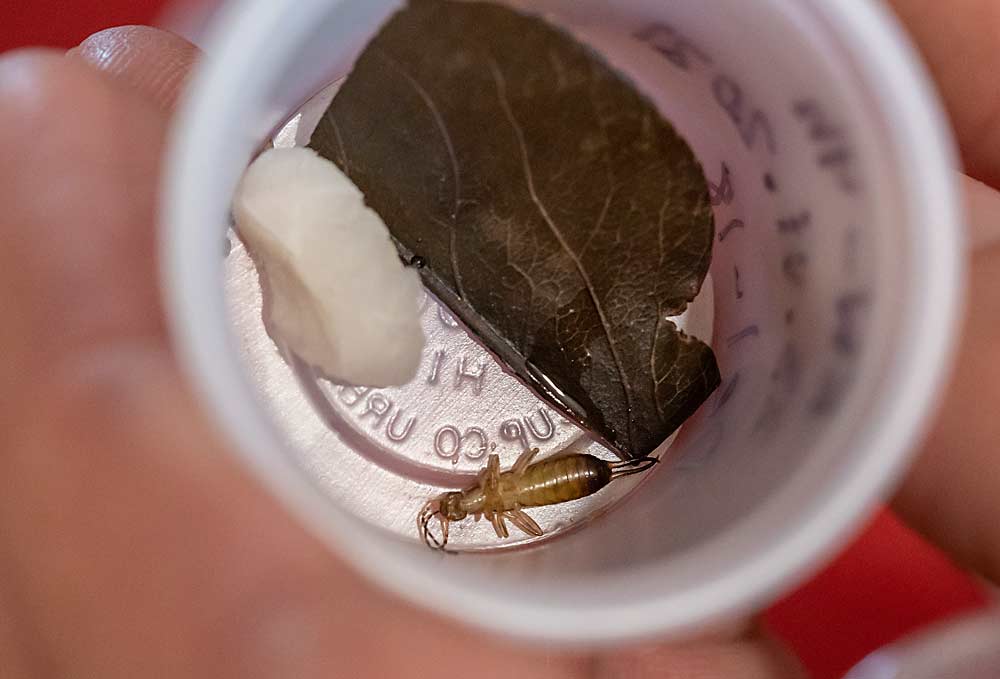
[417,448,658,551]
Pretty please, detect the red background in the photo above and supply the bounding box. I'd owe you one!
[1,3,989,678]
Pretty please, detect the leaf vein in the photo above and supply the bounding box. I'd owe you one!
[432,216,468,300]
[376,50,462,217]
[656,197,670,266]
[330,117,349,169]
[651,306,664,418]
[581,187,617,255]
[490,57,638,449]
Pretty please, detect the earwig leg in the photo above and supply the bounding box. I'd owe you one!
[488,511,509,539]
[505,509,543,537]
[483,454,502,492]
[511,447,540,475]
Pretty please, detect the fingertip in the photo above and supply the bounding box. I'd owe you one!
[0,44,168,377]
[595,636,808,679]
[962,173,1000,251]
[0,47,151,138]
[69,25,200,111]
[894,240,1000,584]
[886,0,1000,187]
[0,48,74,107]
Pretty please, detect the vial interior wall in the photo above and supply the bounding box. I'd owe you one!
[230,0,897,591]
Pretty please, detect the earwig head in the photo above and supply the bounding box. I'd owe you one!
[418,493,467,551]
[439,492,468,521]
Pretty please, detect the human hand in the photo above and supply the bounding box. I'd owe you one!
[0,26,802,679]
[1,1,999,676]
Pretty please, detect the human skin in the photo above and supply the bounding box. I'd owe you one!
[2,2,1000,676]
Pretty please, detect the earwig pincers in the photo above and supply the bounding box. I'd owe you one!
[417,448,658,551]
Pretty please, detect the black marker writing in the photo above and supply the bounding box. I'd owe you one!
[718,218,745,241]
[794,99,859,193]
[726,325,759,347]
[708,162,735,206]
[714,74,777,154]
[634,22,712,71]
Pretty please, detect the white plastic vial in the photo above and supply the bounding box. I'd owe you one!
[162,0,964,645]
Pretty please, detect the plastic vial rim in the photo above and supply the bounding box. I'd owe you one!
[160,0,964,645]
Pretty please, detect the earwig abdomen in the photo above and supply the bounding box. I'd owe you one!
[505,453,612,508]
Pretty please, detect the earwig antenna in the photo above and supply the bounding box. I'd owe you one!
[426,524,444,550]
[418,501,448,550]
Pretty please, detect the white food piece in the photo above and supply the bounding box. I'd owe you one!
[233,147,425,387]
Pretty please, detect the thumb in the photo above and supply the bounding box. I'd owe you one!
[68,25,199,110]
